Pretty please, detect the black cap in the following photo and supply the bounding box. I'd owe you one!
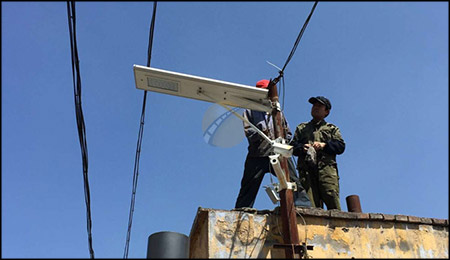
[308,96,332,110]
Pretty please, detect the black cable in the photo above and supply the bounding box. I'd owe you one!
[123,2,157,259]
[269,1,318,116]
[281,1,318,73]
[281,76,286,111]
[67,1,95,258]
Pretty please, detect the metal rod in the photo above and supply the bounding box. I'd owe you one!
[216,103,273,144]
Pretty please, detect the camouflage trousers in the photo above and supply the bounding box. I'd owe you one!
[299,164,341,210]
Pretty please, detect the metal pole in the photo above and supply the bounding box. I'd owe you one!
[268,82,300,258]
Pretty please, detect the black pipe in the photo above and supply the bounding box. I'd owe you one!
[146,231,189,259]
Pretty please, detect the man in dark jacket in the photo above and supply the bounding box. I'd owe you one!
[291,96,345,210]
[234,79,311,209]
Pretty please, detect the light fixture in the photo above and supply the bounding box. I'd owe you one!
[134,65,272,112]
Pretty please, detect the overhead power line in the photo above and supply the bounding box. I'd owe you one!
[123,2,158,259]
[67,1,95,258]
[281,1,318,72]
[271,1,319,86]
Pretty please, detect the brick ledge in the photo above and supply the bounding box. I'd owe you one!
[198,207,449,227]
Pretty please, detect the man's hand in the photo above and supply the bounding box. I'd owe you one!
[312,142,326,151]
[303,143,311,152]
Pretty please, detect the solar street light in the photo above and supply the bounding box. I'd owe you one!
[134,65,272,112]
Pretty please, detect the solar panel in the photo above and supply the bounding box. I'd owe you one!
[134,65,272,112]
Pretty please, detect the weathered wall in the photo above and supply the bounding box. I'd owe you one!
[189,207,209,258]
[189,207,448,258]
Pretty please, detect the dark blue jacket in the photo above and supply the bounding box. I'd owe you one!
[243,109,292,157]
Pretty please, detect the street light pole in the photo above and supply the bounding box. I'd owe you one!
[267,81,300,258]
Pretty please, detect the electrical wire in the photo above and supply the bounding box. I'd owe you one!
[123,2,157,259]
[67,1,95,258]
[280,1,318,73]
[269,1,318,120]
[294,208,308,246]
[294,207,310,259]
[281,76,286,111]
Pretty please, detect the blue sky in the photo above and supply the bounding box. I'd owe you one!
[2,2,448,258]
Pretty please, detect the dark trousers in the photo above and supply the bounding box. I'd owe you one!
[235,155,312,208]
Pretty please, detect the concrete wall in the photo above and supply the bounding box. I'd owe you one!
[189,207,448,258]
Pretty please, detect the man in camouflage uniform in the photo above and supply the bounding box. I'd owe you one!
[291,96,345,210]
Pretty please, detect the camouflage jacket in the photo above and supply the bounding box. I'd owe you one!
[290,119,345,171]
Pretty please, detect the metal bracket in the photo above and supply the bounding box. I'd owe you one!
[273,182,297,192]
[273,243,314,259]
[269,154,297,191]
[270,100,282,111]
[271,141,293,158]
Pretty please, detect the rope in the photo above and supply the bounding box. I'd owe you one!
[123,2,158,258]
[67,1,95,258]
